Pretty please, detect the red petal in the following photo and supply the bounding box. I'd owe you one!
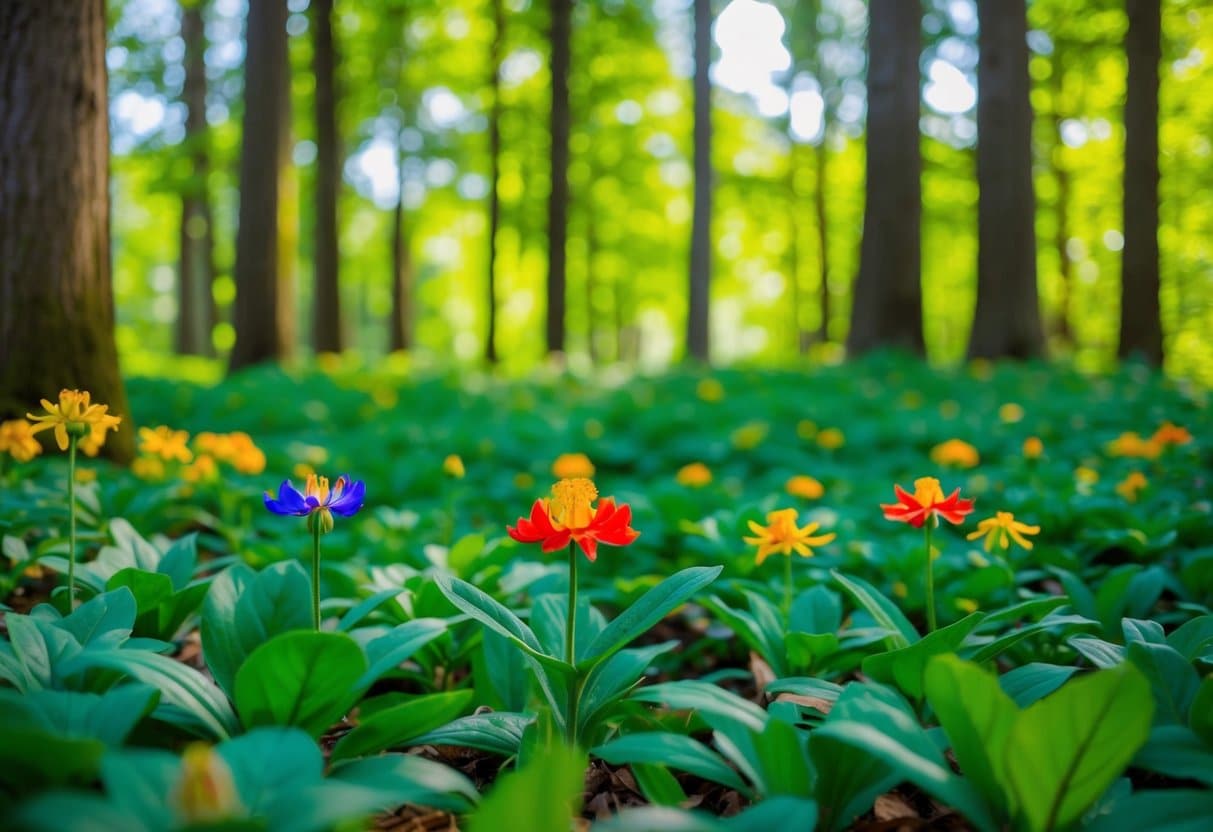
[577,536,599,561]
[540,529,572,552]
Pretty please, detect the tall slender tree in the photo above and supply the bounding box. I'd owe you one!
[686,0,713,362]
[177,0,217,357]
[229,0,290,371]
[312,0,343,353]
[847,0,924,356]
[0,0,134,460]
[1118,0,1163,363]
[385,5,413,354]
[485,0,505,365]
[546,0,572,355]
[1049,45,1076,347]
[968,0,1044,359]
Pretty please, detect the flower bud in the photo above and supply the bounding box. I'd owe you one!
[175,743,242,823]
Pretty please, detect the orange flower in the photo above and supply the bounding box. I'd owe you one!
[1106,431,1161,459]
[786,475,825,500]
[881,476,975,528]
[816,428,845,450]
[1022,436,1044,459]
[744,508,835,565]
[930,439,980,469]
[1151,422,1192,447]
[551,453,595,479]
[0,419,42,462]
[676,462,712,487]
[508,478,639,562]
[1116,471,1148,502]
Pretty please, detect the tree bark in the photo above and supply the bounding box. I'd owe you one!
[229,0,289,372]
[1050,49,1075,346]
[485,0,504,365]
[177,0,216,357]
[847,0,924,356]
[968,0,1044,359]
[389,154,413,353]
[814,138,831,345]
[1118,0,1162,364]
[687,0,713,362]
[787,143,804,355]
[311,0,342,353]
[0,0,134,461]
[545,0,572,356]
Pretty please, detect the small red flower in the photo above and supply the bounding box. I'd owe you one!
[508,478,639,562]
[881,476,974,528]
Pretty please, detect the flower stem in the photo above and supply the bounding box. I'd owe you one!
[311,520,322,631]
[565,542,580,746]
[783,552,794,619]
[924,520,936,634]
[67,435,78,610]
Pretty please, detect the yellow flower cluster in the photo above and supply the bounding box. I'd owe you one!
[131,427,265,483]
[26,389,122,457]
[0,419,41,462]
[1106,422,1192,460]
[194,432,266,475]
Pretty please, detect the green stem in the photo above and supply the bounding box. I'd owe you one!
[924,520,936,634]
[67,435,78,610]
[311,520,322,631]
[565,543,580,746]
[783,552,794,619]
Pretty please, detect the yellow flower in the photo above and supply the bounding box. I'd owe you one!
[1106,431,1161,460]
[1116,471,1149,502]
[731,421,769,451]
[551,452,595,479]
[139,426,193,463]
[195,431,265,474]
[0,419,42,462]
[443,454,466,479]
[1075,466,1099,484]
[891,581,909,599]
[966,511,1040,552]
[930,439,980,469]
[182,454,219,484]
[955,598,979,614]
[744,508,836,566]
[816,427,845,450]
[74,467,97,483]
[696,377,725,402]
[174,743,243,824]
[676,462,712,487]
[26,389,121,452]
[786,475,825,500]
[1151,421,1192,447]
[1023,436,1044,459]
[999,403,1025,424]
[132,456,167,481]
[78,421,114,457]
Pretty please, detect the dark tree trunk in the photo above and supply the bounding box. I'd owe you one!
[0,0,134,461]
[847,0,924,356]
[311,0,342,353]
[968,0,1044,359]
[687,0,712,362]
[177,0,216,357]
[787,143,804,355]
[1050,51,1075,346]
[485,0,504,365]
[229,0,289,372]
[1118,0,1162,364]
[814,139,831,345]
[389,154,413,353]
[545,0,572,355]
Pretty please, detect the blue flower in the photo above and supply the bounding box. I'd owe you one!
[264,473,365,532]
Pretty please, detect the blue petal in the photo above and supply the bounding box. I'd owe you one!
[328,479,365,516]
[265,479,309,516]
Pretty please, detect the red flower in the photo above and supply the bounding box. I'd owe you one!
[881,476,974,528]
[508,478,639,562]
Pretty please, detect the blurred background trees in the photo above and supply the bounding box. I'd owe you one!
[3,0,1212,398]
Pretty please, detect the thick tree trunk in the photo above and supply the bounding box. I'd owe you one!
[485,0,504,365]
[687,0,713,362]
[0,0,134,461]
[545,0,572,355]
[847,0,924,356]
[1118,0,1163,364]
[311,0,342,353]
[968,0,1044,359]
[177,0,216,357]
[814,138,831,345]
[389,155,413,353]
[229,0,289,372]
[1050,51,1075,346]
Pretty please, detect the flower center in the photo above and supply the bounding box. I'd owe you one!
[912,476,944,506]
[305,474,331,504]
[549,478,597,529]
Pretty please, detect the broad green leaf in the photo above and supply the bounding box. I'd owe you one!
[467,744,586,832]
[410,711,532,756]
[862,612,984,699]
[1167,615,1213,662]
[0,729,106,791]
[1087,790,1213,832]
[1127,640,1201,725]
[355,617,447,691]
[593,732,751,795]
[234,631,367,738]
[1132,725,1213,786]
[54,587,137,648]
[1068,635,1124,668]
[99,748,179,831]
[999,663,1080,707]
[750,717,812,798]
[330,690,474,762]
[217,727,325,818]
[328,753,480,813]
[831,570,917,648]
[107,568,176,637]
[480,627,530,712]
[0,684,158,747]
[578,640,678,735]
[1003,663,1153,832]
[581,566,721,666]
[790,585,842,634]
[335,588,403,632]
[14,792,147,832]
[1190,676,1213,745]
[631,763,686,807]
[629,680,768,733]
[156,533,198,590]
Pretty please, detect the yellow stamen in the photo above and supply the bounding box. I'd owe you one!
[548,478,598,530]
[912,476,944,506]
[305,474,330,503]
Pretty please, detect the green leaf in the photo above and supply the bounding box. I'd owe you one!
[593,732,751,795]
[790,585,842,634]
[99,748,180,831]
[14,792,147,832]
[1127,640,1201,725]
[862,612,984,699]
[1086,790,1213,832]
[157,533,198,590]
[328,753,480,813]
[234,631,367,738]
[433,573,558,676]
[1132,725,1213,786]
[448,533,487,576]
[999,663,1080,707]
[631,763,686,807]
[750,717,812,798]
[55,587,137,648]
[629,680,768,733]
[330,690,474,762]
[481,627,530,712]
[356,617,447,691]
[0,684,158,747]
[107,568,176,636]
[1068,635,1125,668]
[581,566,721,666]
[578,640,678,735]
[831,570,917,648]
[336,588,403,632]
[410,711,532,757]
[1167,615,1213,662]
[924,655,1017,816]
[217,727,325,818]
[1003,663,1154,832]
[467,744,586,832]
[1190,676,1213,745]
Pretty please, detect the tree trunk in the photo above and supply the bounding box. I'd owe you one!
[787,143,804,355]
[229,0,289,372]
[545,0,572,356]
[389,153,413,353]
[1118,0,1162,364]
[0,0,134,461]
[485,0,504,365]
[968,0,1044,359]
[814,138,831,345]
[687,0,713,362]
[847,0,924,356]
[311,0,342,353]
[177,0,216,357]
[1050,50,1075,346]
